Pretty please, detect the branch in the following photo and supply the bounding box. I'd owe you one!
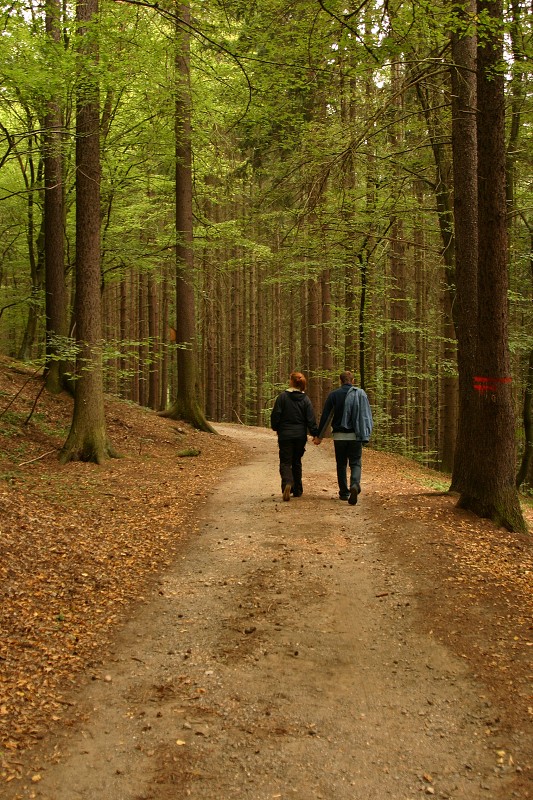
[0,364,43,418]
[317,0,381,63]
[111,0,253,123]
[18,449,57,467]
[0,295,33,319]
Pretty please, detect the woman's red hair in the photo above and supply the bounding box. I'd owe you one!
[290,371,306,391]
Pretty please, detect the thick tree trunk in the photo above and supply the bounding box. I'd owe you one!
[161,1,214,432]
[43,0,67,394]
[456,0,526,532]
[450,4,479,493]
[60,0,115,465]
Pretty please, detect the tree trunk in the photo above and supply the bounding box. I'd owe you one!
[389,59,408,443]
[505,1,531,489]
[358,252,368,390]
[456,0,526,532]
[414,180,430,456]
[307,277,321,413]
[18,126,43,363]
[43,0,67,394]
[147,273,160,410]
[321,268,333,402]
[60,0,116,464]
[415,76,458,470]
[440,290,458,472]
[160,267,170,411]
[138,270,148,407]
[450,2,479,492]
[516,346,533,488]
[161,1,214,432]
[256,262,265,426]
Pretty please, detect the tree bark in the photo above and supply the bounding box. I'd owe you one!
[43,0,68,394]
[147,272,160,410]
[161,1,214,432]
[516,346,533,488]
[450,1,479,492]
[389,59,408,443]
[17,121,43,362]
[307,277,321,413]
[60,0,116,464]
[320,268,333,404]
[456,0,526,532]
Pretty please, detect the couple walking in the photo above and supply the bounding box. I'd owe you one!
[270,371,373,504]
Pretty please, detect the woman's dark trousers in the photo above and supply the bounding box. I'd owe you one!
[278,437,307,495]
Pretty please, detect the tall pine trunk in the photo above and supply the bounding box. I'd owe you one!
[161,1,214,432]
[43,0,67,394]
[455,0,526,532]
[450,1,478,492]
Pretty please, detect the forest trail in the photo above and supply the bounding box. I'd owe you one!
[5,423,530,800]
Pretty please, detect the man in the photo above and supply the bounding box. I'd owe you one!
[314,371,373,505]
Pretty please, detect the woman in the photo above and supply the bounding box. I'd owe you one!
[270,371,319,501]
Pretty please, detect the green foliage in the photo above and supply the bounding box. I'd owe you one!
[0,0,530,471]
[0,470,21,483]
[177,447,201,457]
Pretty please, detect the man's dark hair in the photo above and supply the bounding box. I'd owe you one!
[340,371,353,385]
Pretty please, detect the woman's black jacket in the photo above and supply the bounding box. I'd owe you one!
[270,390,319,441]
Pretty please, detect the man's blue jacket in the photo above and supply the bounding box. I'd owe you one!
[317,384,373,442]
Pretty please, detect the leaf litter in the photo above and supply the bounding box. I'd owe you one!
[0,357,243,784]
[0,355,532,797]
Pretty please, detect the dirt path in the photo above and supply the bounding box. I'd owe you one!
[8,424,528,800]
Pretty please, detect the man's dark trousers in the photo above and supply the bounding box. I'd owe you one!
[334,439,362,499]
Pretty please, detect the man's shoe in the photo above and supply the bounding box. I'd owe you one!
[283,484,291,502]
[348,484,360,506]
[340,495,349,501]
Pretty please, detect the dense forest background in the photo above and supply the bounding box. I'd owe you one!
[0,1,531,497]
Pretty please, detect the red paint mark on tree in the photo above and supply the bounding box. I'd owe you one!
[473,376,512,393]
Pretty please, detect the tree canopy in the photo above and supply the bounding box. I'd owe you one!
[0,0,531,529]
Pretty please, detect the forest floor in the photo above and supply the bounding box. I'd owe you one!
[0,356,532,800]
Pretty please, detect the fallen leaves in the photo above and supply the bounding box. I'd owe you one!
[1,359,532,793]
[0,359,244,784]
[368,448,533,757]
